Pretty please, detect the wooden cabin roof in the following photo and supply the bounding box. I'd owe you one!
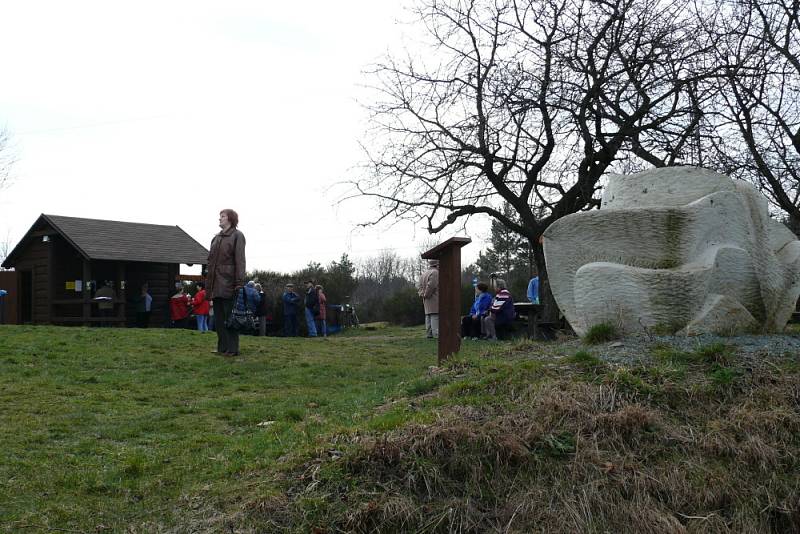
[2,214,209,267]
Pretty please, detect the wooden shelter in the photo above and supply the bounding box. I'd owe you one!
[1,214,208,327]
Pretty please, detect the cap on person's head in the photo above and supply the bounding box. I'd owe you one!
[494,278,507,290]
[286,282,294,287]
[305,280,314,284]
[428,259,439,267]
[246,280,255,287]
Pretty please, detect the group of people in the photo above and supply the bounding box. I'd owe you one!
[461,279,515,340]
[280,281,327,337]
[200,208,543,356]
[418,257,541,341]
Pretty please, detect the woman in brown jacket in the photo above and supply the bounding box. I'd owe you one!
[206,209,246,356]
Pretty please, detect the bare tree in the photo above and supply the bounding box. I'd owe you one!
[705,0,800,231]
[0,127,14,192]
[354,0,715,317]
[0,231,11,270]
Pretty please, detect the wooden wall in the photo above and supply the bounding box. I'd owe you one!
[12,237,50,324]
[124,262,173,327]
[0,271,18,324]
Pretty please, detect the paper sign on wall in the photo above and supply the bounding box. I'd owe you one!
[65,281,75,290]
[75,280,82,292]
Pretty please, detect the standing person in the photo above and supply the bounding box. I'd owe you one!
[482,279,515,341]
[304,280,319,337]
[461,282,492,339]
[170,284,191,329]
[527,275,540,304]
[316,284,327,338]
[239,281,262,336]
[254,283,268,336]
[282,283,300,337]
[192,281,210,332]
[206,209,246,356]
[135,282,152,328]
[418,259,439,338]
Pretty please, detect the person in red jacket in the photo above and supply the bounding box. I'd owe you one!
[192,282,210,332]
[170,284,191,329]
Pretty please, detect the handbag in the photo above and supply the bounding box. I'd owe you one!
[226,288,257,334]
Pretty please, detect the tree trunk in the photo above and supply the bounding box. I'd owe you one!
[531,240,561,326]
[788,212,800,238]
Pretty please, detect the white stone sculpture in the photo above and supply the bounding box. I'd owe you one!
[543,167,800,336]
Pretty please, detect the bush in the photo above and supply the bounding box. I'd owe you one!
[383,286,426,326]
[583,323,619,344]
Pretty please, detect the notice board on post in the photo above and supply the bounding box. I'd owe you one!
[421,237,471,364]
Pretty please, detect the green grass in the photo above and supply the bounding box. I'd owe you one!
[583,322,619,344]
[567,350,602,368]
[0,323,485,531]
[253,336,800,533]
[4,324,800,533]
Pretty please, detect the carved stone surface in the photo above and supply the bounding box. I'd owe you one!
[543,167,800,336]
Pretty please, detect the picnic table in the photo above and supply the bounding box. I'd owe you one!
[513,302,559,340]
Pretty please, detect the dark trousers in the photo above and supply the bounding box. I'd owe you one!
[213,297,239,354]
[284,313,298,337]
[460,315,482,338]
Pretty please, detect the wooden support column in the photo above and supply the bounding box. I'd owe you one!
[117,262,127,326]
[421,237,471,364]
[46,235,54,324]
[82,259,92,326]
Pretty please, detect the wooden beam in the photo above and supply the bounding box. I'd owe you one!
[175,274,205,282]
[82,260,91,326]
[117,262,126,322]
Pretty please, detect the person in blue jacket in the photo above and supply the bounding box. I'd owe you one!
[234,281,262,319]
[527,275,540,304]
[282,283,300,337]
[461,281,492,339]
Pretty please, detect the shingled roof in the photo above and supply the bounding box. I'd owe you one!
[2,214,209,267]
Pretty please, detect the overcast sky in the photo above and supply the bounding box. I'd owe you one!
[0,1,486,274]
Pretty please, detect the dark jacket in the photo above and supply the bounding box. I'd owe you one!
[490,289,515,325]
[304,286,319,311]
[206,227,246,299]
[233,286,261,314]
[255,291,267,316]
[282,291,300,315]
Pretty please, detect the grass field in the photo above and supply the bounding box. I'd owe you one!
[3,325,799,533]
[0,324,477,532]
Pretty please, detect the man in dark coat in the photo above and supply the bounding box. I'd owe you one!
[304,280,319,337]
[282,283,300,337]
[206,209,246,356]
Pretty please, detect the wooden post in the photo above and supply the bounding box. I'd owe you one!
[82,260,92,326]
[117,262,126,326]
[46,235,54,325]
[421,237,471,364]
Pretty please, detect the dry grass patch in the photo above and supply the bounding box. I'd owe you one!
[229,345,800,533]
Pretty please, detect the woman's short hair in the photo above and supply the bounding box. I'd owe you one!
[476,282,489,292]
[494,279,507,290]
[196,281,205,289]
[316,284,324,291]
[220,209,239,228]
